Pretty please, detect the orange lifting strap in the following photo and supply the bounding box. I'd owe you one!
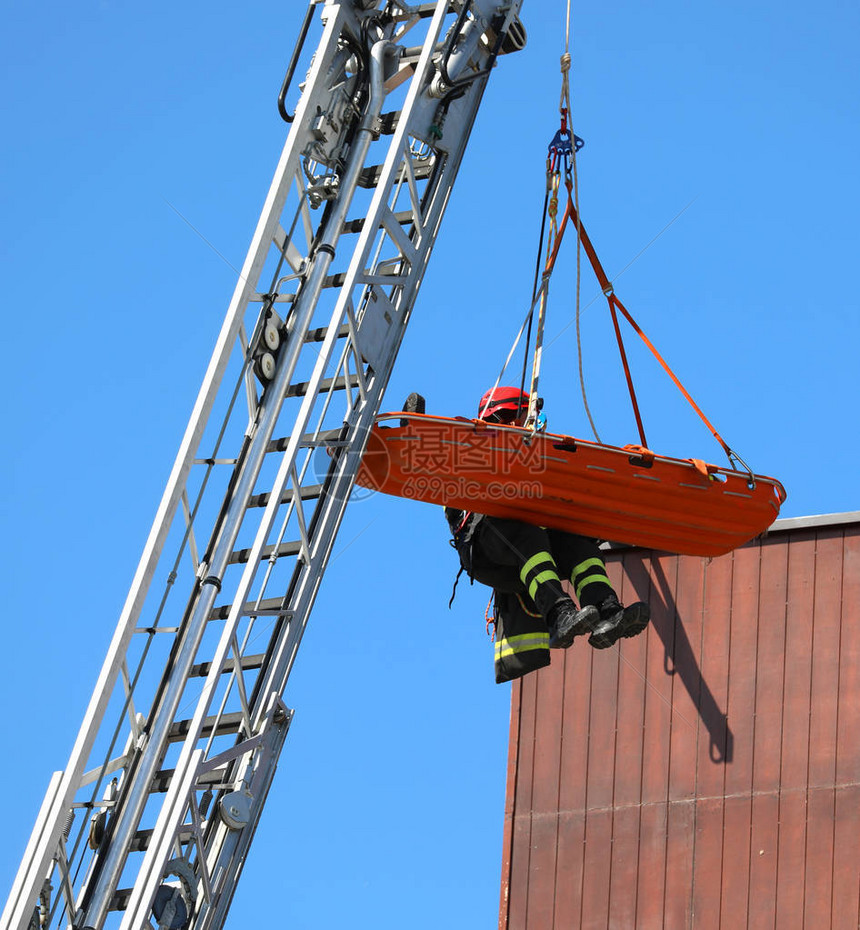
[355,414,787,558]
[549,177,735,460]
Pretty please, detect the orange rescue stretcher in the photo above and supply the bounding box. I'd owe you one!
[355,413,787,557]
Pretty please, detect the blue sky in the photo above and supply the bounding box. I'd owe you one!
[1,1,858,927]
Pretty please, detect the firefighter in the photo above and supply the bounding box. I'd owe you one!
[446,386,650,684]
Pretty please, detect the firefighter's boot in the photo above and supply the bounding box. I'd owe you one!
[400,392,426,426]
[588,594,650,649]
[548,599,599,649]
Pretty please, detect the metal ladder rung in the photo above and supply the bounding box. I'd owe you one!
[208,594,289,621]
[248,484,324,508]
[343,209,413,234]
[209,598,285,621]
[251,292,295,304]
[299,430,347,448]
[304,323,350,343]
[111,888,133,912]
[358,159,434,189]
[228,541,302,565]
[191,651,268,676]
[378,111,400,135]
[168,711,244,743]
[150,767,226,794]
[126,825,194,858]
[266,429,344,453]
[287,271,366,293]
[286,373,361,398]
[322,272,347,289]
[129,831,151,854]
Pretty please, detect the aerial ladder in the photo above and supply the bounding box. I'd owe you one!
[1,2,525,928]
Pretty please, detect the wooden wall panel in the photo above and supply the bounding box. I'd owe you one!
[606,803,641,928]
[554,641,594,927]
[505,672,536,930]
[527,658,565,927]
[580,621,619,929]
[635,552,676,928]
[499,679,521,929]
[606,550,650,928]
[499,520,860,929]
[832,531,860,927]
[690,551,733,930]
[836,531,860,787]
[804,533,843,928]
[718,541,759,928]
[748,536,788,927]
[774,531,815,928]
[663,551,704,929]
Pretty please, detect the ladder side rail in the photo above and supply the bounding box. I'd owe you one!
[117,10,455,922]
[119,0,506,919]
[76,20,391,930]
[194,699,292,930]
[124,696,292,930]
[144,23,510,927]
[2,773,64,930]
[0,8,356,930]
[175,360,397,930]
[193,7,521,895]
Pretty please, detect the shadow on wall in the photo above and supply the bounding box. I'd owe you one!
[638,554,734,765]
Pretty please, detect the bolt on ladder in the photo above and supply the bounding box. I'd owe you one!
[1,2,526,929]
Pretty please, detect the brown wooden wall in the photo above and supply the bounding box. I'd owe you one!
[499,519,860,929]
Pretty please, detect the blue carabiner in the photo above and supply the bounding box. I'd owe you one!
[548,128,584,175]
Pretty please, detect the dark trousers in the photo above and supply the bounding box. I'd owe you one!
[462,517,616,684]
[469,517,615,615]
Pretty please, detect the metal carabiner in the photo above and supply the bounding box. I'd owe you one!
[547,125,584,177]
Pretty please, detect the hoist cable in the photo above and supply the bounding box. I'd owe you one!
[521,0,602,440]
[518,186,551,417]
[525,173,559,426]
[564,0,572,51]
[484,279,552,419]
[525,47,570,428]
[559,4,598,442]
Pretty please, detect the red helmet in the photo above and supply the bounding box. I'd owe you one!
[478,386,529,422]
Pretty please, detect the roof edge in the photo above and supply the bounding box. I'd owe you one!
[602,511,860,553]
[768,510,860,533]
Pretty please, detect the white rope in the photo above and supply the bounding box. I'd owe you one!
[521,5,577,430]
[572,131,601,441]
[481,278,552,420]
[561,1,601,442]
[564,0,572,53]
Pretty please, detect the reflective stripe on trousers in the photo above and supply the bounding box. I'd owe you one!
[571,556,611,602]
[494,630,551,661]
[519,551,561,604]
